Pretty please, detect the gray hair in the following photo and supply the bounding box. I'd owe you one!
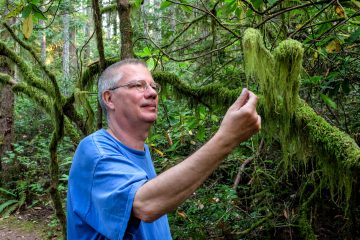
[98,58,147,117]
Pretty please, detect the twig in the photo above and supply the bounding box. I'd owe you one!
[256,0,329,28]
[34,0,62,30]
[289,0,335,38]
[166,0,241,39]
[233,138,264,189]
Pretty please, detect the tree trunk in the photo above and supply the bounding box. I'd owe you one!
[83,0,92,65]
[106,0,112,40]
[0,7,15,178]
[63,0,70,95]
[117,0,134,59]
[92,0,106,129]
[0,58,14,175]
[70,29,77,71]
[39,10,46,64]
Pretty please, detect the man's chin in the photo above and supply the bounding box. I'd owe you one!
[142,115,157,123]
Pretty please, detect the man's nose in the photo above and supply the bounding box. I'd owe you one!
[144,85,158,98]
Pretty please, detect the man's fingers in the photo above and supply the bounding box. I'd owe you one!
[232,88,249,110]
[242,91,258,110]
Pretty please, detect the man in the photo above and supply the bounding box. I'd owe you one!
[67,59,261,239]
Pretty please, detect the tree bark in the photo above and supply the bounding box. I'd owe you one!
[83,0,92,65]
[70,30,77,70]
[0,8,15,177]
[92,0,106,129]
[63,0,70,95]
[0,58,14,174]
[117,0,134,59]
[39,8,46,64]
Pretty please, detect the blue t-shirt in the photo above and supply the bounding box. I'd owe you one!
[67,129,172,240]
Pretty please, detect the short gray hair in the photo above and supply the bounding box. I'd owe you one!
[98,58,147,117]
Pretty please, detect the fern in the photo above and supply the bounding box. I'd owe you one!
[3,201,20,217]
[0,187,17,198]
[0,199,18,215]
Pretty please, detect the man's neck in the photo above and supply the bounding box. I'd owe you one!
[107,121,150,151]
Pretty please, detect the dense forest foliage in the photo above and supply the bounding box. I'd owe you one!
[0,0,359,239]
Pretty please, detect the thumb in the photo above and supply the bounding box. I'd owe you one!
[232,88,249,109]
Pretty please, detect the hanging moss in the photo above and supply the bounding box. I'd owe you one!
[241,27,360,237]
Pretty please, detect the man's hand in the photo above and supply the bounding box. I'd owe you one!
[218,88,261,148]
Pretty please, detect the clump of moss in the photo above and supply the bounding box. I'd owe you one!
[242,27,359,204]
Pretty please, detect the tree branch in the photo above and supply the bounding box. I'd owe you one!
[166,0,241,39]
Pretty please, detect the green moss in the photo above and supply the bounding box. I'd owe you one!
[0,41,56,97]
[153,71,240,108]
[242,28,360,235]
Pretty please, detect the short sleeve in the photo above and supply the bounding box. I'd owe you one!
[86,155,148,239]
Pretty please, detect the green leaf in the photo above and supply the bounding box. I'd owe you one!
[146,58,155,70]
[5,4,24,19]
[320,93,337,109]
[22,4,32,18]
[131,0,143,8]
[179,0,192,13]
[160,0,172,9]
[22,13,33,39]
[31,4,47,20]
[346,28,360,44]
[251,0,262,9]
[196,126,205,141]
[165,140,180,152]
[136,47,152,57]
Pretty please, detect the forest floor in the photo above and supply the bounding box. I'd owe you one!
[0,206,61,240]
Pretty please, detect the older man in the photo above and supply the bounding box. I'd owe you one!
[67,59,261,239]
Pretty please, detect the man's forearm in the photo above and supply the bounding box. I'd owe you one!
[132,131,233,222]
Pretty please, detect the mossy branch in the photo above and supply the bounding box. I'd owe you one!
[63,94,91,136]
[0,41,56,97]
[77,58,119,90]
[101,4,117,14]
[0,72,16,85]
[235,212,273,236]
[12,84,53,114]
[3,23,61,99]
[64,117,81,147]
[297,100,360,169]
[153,71,241,108]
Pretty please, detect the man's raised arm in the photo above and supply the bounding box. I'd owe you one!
[133,88,261,222]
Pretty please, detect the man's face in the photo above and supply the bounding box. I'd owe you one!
[111,64,159,125]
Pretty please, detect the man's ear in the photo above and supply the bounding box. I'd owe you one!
[103,91,116,110]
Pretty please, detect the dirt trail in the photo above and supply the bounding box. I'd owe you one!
[0,225,41,240]
[0,207,56,240]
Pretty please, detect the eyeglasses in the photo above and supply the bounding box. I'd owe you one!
[108,80,161,94]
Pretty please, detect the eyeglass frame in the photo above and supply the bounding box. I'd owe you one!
[108,79,161,94]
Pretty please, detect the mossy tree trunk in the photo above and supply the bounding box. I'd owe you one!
[0,57,14,176]
[92,0,105,129]
[117,0,134,59]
